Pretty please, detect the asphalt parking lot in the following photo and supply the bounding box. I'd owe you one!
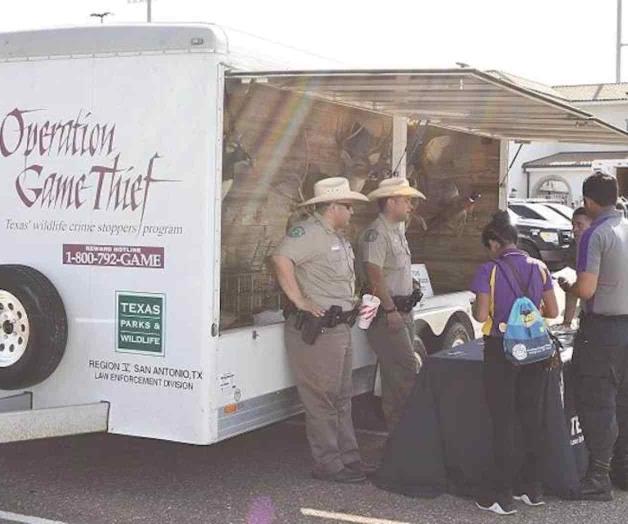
[1,403,628,524]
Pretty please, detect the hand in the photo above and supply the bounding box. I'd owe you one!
[560,320,573,329]
[557,277,572,293]
[544,350,561,370]
[295,297,325,318]
[386,310,404,331]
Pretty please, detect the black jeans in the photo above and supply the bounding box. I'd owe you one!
[573,315,628,466]
[483,336,547,495]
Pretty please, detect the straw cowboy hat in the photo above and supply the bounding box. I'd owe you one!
[366,178,426,201]
[298,177,369,207]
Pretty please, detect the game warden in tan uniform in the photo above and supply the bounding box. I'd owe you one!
[358,178,425,431]
[272,177,371,484]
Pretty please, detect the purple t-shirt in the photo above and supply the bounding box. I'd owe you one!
[470,249,553,337]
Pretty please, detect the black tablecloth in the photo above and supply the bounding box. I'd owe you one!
[374,338,588,499]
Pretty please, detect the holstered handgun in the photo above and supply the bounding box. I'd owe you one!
[301,313,327,345]
[300,305,343,345]
[393,288,424,313]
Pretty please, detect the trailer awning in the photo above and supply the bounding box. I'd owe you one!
[226,69,628,145]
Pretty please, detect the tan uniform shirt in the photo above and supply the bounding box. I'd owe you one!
[359,214,413,297]
[274,213,356,312]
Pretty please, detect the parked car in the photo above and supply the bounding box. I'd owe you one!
[507,202,573,271]
[541,202,574,221]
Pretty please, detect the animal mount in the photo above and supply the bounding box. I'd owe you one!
[335,117,392,192]
[222,134,254,200]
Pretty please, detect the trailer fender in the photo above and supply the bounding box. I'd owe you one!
[413,306,471,337]
[0,265,68,390]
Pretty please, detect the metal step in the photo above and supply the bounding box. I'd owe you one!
[0,392,32,413]
[0,401,109,443]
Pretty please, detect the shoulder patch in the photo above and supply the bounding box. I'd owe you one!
[288,226,306,238]
[364,229,379,242]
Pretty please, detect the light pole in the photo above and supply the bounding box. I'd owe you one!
[618,0,626,83]
[128,0,152,23]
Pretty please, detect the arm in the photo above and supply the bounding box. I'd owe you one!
[569,229,601,301]
[470,263,492,323]
[364,262,404,330]
[562,291,579,326]
[272,255,324,317]
[566,273,598,301]
[360,229,403,330]
[541,288,559,319]
[365,262,395,311]
[472,292,490,323]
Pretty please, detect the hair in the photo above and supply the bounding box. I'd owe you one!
[315,203,331,213]
[572,206,589,219]
[377,198,390,212]
[481,211,518,248]
[583,172,618,207]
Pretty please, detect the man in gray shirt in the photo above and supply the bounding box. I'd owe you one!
[562,172,628,500]
[358,178,425,432]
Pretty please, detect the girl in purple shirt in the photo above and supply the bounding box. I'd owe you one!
[471,211,558,516]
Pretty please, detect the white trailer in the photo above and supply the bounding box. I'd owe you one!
[0,24,627,445]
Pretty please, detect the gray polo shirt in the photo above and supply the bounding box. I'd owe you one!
[358,214,413,297]
[274,213,356,312]
[577,209,628,315]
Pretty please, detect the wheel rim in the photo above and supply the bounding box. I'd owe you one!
[450,333,469,348]
[0,291,30,367]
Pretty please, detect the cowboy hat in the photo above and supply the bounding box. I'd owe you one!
[366,178,426,201]
[298,177,369,207]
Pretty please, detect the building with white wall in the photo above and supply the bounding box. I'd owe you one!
[508,83,628,205]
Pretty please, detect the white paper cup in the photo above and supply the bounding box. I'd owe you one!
[358,294,381,329]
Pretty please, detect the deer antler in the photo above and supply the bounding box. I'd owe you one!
[296,129,311,204]
[367,122,393,166]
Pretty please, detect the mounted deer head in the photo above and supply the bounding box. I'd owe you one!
[335,117,392,192]
[222,133,255,200]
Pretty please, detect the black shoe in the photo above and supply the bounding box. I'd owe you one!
[580,462,613,501]
[312,467,367,484]
[611,454,628,491]
[475,495,517,516]
[610,467,628,491]
[345,461,378,475]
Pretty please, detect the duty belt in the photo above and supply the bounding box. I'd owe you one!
[283,303,359,345]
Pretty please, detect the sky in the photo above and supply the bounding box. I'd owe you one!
[0,0,626,86]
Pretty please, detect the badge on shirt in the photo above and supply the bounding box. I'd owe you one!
[365,229,379,242]
[288,226,305,238]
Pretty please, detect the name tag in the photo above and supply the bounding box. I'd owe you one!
[331,245,341,251]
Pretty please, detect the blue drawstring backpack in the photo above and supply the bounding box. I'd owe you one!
[494,258,554,366]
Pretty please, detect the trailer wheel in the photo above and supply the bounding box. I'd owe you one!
[0,265,67,389]
[441,321,472,350]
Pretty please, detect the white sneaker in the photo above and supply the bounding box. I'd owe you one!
[514,493,546,507]
[475,501,517,516]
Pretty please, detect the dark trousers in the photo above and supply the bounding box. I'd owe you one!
[573,315,628,467]
[483,337,547,494]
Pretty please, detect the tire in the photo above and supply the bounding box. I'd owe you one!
[441,321,473,351]
[0,265,67,389]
